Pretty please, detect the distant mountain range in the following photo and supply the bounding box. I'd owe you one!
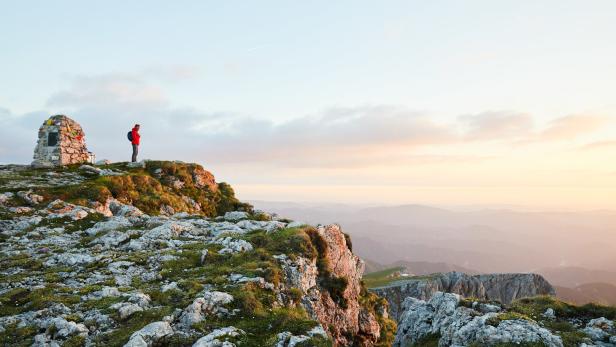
[537,266,616,287]
[252,201,616,273]
[555,283,616,306]
[252,200,616,306]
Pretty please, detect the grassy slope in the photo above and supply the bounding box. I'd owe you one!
[363,267,437,289]
[0,161,251,217]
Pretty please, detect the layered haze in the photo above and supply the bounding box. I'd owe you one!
[1,1,616,209]
[1,0,615,305]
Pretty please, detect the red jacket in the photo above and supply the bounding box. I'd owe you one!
[131,128,140,145]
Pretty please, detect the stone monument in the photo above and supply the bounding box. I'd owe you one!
[32,115,94,167]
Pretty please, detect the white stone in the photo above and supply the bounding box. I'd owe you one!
[180,291,234,326]
[125,321,173,346]
[86,216,132,236]
[44,253,96,267]
[127,161,146,168]
[286,221,307,228]
[45,317,88,338]
[192,327,244,347]
[543,308,556,319]
[118,303,143,319]
[214,237,253,254]
[223,211,248,221]
[161,282,179,292]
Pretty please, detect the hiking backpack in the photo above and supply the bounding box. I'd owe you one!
[127,131,133,142]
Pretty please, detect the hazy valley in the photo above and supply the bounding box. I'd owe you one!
[252,201,616,306]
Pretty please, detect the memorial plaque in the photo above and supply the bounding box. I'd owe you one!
[47,132,59,147]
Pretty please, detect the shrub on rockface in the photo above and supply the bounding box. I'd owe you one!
[359,287,397,347]
[305,228,349,308]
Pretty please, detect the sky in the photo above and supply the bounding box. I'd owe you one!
[1,0,615,209]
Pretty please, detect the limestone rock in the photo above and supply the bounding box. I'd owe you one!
[373,271,555,320]
[223,211,248,221]
[192,326,244,347]
[124,321,173,347]
[180,291,234,327]
[214,237,253,254]
[277,224,381,346]
[394,292,563,347]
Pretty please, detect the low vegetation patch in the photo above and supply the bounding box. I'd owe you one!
[362,267,407,288]
[31,161,251,217]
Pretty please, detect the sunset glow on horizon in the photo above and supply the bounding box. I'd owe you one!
[1,1,615,210]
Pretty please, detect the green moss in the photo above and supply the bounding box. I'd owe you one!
[413,333,440,347]
[63,334,86,347]
[63,313,83,323]
[80,296,124,312]
[288,288,303,303]
[249,211,272,221]
[194,305,320,346]
[92,307,173,346]
[359,286,397,347]
[487,312,534,327]
[511,296,616,321]
[0,253,44,270]
[0,285,80,316]
[504,296,616,346]
[295,337,333,347]
[0,323,37,346]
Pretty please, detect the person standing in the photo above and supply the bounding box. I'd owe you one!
[130,124,141,162]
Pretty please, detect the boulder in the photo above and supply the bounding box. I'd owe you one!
[394,292,564,347]
[124,321,173,347]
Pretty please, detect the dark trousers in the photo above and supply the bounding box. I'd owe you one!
[132,144,139,162]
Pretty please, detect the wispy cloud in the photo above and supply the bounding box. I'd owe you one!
[580,140,616,151]
[460,111,533,140]
[535,115,609,141]
[1,70,610,169]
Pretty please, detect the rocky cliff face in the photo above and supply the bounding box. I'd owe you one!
[394,292,564,346]
[371,271,555,320]
[0,162,394,346]
[277,224,388,346]
[394,292,616,346]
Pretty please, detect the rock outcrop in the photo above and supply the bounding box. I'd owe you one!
[0,162,394,346]
[372,271,555,320]
[394,292,564,347]
[277,224,385,346]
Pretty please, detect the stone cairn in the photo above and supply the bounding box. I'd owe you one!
[32,115,94,167]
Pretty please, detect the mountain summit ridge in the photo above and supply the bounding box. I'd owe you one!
[0,161,395,346]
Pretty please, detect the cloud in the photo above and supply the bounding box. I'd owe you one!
[535,115,609,141]
[195,106,464,167]
[47,74,168,111]
[460,111,533,140]
[580,140,616,151]
[1,70,610,169]
[460,112,608,143]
